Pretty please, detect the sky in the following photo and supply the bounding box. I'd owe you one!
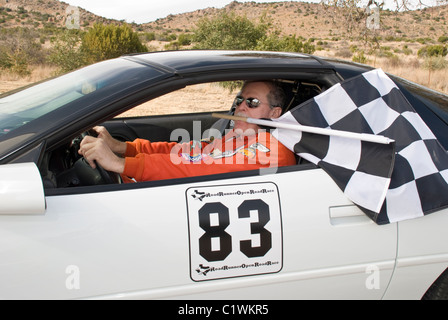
[63,0,319,24]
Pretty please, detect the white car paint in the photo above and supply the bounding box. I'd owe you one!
[4,164,440,299]
[384,211,448,299]
[0,163,45,215]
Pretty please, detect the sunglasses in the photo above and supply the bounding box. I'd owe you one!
[233,96,264,108]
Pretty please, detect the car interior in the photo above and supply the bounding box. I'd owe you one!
[40,78,326,190]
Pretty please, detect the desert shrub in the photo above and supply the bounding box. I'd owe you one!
[141,32,156,42]
[0,27,44,75]
[256,34,315,54]
[408,58,421,69]
[48,29,87,74]
[422,56,448,70]
[193,12,269,50]
[402,45,412,55]
[352,51,367,64]
[177,33,192,46]
[81,23,148,63]
[418,44,448,58]
[0,47,30,76]
[48,23,148,73]
[193,12,314,54]
[164,34,193,51]
[334,48,353,59]
[384,55,402,68]
[0,47,13,69]
[438,35,448,43]
[422,56,447,85]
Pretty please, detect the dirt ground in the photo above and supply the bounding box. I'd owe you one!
[119,83,237,117]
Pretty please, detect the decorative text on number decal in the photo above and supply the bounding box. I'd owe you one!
[186,182,283,281]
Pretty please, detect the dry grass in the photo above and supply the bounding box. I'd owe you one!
[383,65,448,93]
[321,51,448,95]
[0,64,58,93]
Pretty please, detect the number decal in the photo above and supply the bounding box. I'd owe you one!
[198,202,232,262]
[198,200,272,262]
[187,183,283,281]
[238,199,272,258]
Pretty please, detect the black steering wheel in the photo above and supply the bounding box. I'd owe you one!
[76,130,121,185]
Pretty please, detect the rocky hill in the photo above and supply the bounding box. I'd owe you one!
[0,0,116,28]
[0,0,447,42]
[143,1,448,40]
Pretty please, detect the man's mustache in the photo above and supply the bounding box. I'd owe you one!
[234,111,247,118]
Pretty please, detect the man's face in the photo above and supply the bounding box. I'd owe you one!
[233,82,282,135]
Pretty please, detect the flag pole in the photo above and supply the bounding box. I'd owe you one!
[212,113,394,145]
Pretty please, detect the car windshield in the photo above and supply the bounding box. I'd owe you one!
[0,58,150,136]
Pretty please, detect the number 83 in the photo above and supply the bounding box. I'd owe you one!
[198,199,272,262]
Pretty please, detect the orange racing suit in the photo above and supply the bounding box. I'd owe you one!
[121,131,296,182]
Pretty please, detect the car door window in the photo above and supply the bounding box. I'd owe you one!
[41,78,331,192]
[116,83,238,118]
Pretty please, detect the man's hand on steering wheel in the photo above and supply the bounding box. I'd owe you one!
[78,133,125,175]
[92,126,127,155]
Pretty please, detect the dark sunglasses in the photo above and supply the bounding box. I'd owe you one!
[233,96,263,108]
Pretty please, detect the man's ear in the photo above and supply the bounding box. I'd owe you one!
[270,107,282,119]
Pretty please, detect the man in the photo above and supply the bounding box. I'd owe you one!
[79,81,296,182]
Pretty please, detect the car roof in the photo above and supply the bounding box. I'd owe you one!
[123,50,336,75]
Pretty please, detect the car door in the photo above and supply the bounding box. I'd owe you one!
[0,162,396,299]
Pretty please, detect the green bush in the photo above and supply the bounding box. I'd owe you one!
[438,35,448,43]
[48,23,148,73]
[0,27,44,75]
[141,32,155,42]
[418,45,448,58]
[81,23,147,63]
[0,47,13,70]
[48,30,87,74]
[192,12,269,50]
[177,33,192,46]
[192,12,315,54]
[352,51,367,64]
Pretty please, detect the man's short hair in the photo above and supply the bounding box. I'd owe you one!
[242,80,286,109]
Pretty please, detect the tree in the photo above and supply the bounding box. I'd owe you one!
[0,27,44,76]
[48,23,148,74]
[193,12,269,50]
[48,30,86,74]
[81,23,147,63]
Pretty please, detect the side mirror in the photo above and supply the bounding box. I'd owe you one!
[0,163,46,215]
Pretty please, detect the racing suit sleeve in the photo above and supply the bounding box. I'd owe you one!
[122,134,296,182]
[124,139,177,157]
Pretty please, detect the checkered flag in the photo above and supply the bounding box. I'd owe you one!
[272,69,448,224]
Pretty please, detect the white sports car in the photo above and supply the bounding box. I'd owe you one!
[0,50,447,300]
